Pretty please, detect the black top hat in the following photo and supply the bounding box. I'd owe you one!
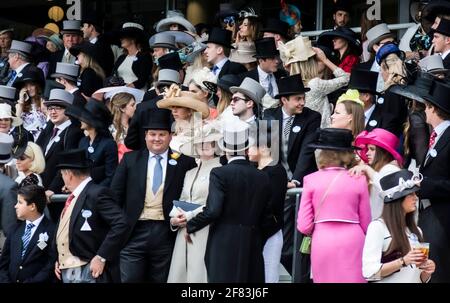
[56,148,92,170]
[317,26,362,56]
[261,18,289,38]
[379,169,421,203]
[203,74,241,94]
[158,52,183,71]
[69,42,98,60]
[422,0,450,22]
[421,79,450,114]
[254,37,279,59]
[66,98,112,130]
[348,69,379,95]
[204,27,234,49]
[81,11,103,30]
[142,108,172,131]
[333,0,351,13]
[309,128,359,151]
[13,67,45,90]
[275,74,310,98]
[216,3,239,20]
[434,18,450,37]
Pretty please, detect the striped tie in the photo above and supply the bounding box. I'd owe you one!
[21,222,35,258]
[284,116,294,139]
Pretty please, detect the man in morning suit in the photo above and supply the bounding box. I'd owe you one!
[54,149,129,283]
[263,74,321,280]
[418,80,450,282]
[204,27,247,79]
[110,108,196,282]
[36,89,83,221]
[432,18,450,69]
[6,40,44,89]
[186,121,274,282]
[0,185,56,283]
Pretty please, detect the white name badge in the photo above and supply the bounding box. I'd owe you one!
[292,126,301,133]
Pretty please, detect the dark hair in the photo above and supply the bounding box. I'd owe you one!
[18,185,47,214]
[66,168,91,177]
[372,146,396,171]
[425,101,450,120]
[382,195,423,256]
[223,46,231,58]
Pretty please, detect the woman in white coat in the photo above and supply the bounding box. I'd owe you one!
[167,124,222,283]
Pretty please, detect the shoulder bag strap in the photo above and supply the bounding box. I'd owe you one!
[314,171,344,222]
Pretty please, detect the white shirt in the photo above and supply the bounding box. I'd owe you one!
[282,107,293,131]
[370,60,385,93]
[90,37,98,44]
[364,104,376,126]
[69,87,79,94]
[228,156,246,164]
[257,66,278,97]
[70,177,93,206]
[45,119,72,155]
[14,63,30,76]
[212,57,228,76]
[244,115,256,124]
[147,149,169,184]
[25,214,45,241]
[431,120,450,149]
[440,49,450,60]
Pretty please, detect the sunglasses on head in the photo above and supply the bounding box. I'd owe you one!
[223,16,235,27]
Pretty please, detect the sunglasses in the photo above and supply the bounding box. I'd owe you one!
[231,96,249,103]
[223,16,235,27]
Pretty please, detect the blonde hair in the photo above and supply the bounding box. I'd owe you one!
[80,52,106,80]
[289,57,319,87]
[381,53,406,90]
[317,149,355,169]
[109,92,135,142]
[339,100,365,138]
[23,142,45,174]
[217,88,232,114]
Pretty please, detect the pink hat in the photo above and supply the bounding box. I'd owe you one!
[354,128,403,166]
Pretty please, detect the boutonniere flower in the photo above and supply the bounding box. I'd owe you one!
[170,152,180,160]
[37,232,49,250]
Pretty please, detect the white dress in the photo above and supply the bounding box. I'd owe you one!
[362,219,423,283]
[306,67,350,128]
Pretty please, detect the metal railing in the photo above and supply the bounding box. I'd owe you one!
[286,187,304,283]
[50,194,70,203]
[301,22,416,37]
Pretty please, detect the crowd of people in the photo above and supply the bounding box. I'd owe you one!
[0,0,449,283]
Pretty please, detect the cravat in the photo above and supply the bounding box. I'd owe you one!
[6,70,16,86]
[152,155,163,194]
[64,51,73,63]
[21,223,35,258]
[267,74,274,97]
[61,194,75,218]
[284,116,294,139]
[51,127,59,140]
[428,130,437,148]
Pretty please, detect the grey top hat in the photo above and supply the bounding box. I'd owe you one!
[156,69,181,87]
[0,133,13,164]
[366,23,395,52]
[61,20,82,35]
[149,32,177,50]
[230,77,266,105]
[0,85,16,100]
[51,63,80,82]
[218,120,252,153]
[44,89,74,107]
[0,28,13,35]
[7,40,32,57]
[418,54,449,74]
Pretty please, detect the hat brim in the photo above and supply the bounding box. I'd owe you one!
[318,32,362,56]
[422,94,450,114]
[142,123,172,131]
[156,17,196,34]
[390,85,425,103]
[157,97,210,119]
[56,162,91,170]
[60,30,82,35]
[0,155,13,164]
[367,33,396,52]
[308,143,360,151]
[261,27,288,38]
[51,73,78,83]
[44,100,71,108]
[217,137,252,153]
[7,49,31,58]
[355,137,403,166]
[0,115,22,127]
[151,43,178,50]
[204,39,235,49]
[203,81,217,93]
[274,89,310,98]
[383,186,420,203]
[179,133,222,157]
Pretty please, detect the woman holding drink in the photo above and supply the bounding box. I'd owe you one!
[362,169,436,283]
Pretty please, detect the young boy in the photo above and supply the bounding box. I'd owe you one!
[0,185,56,282]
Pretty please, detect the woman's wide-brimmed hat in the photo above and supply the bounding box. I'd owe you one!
[279,35,315,65]
[229,41,257,64]
[155,10,196,34]
[375,42,405,65]
[179,124,222,157]
[418,54,450,75]
[0,103,22,127]
[354,128,404,166]
[65,98,112,130]
[390,72,434,104]
[157,84,210,119]
[317,26,362,56]
[69,41,98,59]
[309,128,359,151]
[119,22,148,47]
[380,169,422,203]
[203,74,241,94]
[190,67,217,91]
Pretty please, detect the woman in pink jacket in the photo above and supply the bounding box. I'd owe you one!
[297,128,371,283]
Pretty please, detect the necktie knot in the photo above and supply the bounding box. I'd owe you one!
[7,70,17,86]
[428,130,437,148]
[61,194,75,218]
[26,223,35,230]
[51,127,59,139]
[212,65,219,74]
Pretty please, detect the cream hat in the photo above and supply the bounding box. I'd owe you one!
[179,124,222,157]
[279,35,315,65]
[191,67,217,91]
[157,84,210,119]
[0,103,22,127]
[229,41,257,64]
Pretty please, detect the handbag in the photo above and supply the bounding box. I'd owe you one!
[299,171,344,255]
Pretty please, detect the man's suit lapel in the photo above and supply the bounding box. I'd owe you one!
[22,217,49,261]
[366,105,382,131]
[288,113,306,154]
[138,149,149,199]
[423,127,450,167]
[69,182,91,235]
[163,149,176,195]
[12,224,25,264]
